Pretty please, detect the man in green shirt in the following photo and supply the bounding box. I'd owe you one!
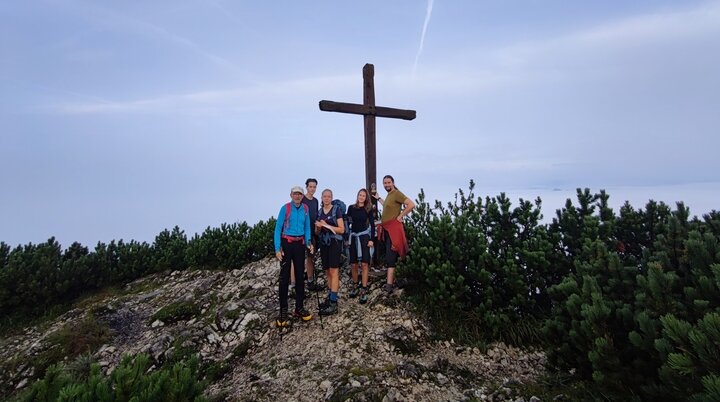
[374,175,415,293]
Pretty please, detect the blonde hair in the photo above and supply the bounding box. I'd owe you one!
[321,189,333,207]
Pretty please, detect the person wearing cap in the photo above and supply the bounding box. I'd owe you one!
[290,178,321,295]
[274,186,314,326]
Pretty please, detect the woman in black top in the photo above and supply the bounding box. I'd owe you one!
[346,188,375,304]
[315,189,344,315]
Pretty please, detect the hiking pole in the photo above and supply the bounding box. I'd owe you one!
[275,261,285,341]
[315,266,324,330]
[316,284,324,330]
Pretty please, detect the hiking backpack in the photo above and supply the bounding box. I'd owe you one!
[318,199,346,245]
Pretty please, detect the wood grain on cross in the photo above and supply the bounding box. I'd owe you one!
[319,63,416,195]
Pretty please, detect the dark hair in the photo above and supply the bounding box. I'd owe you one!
[355,188,373,214]
[383,175,398,191]
[305,178,317,186]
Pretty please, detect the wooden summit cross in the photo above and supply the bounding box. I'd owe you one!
[319,63,416,195]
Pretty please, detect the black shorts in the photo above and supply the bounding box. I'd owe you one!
[320,239,342,269]
[385,231,399,267]
[349,234,371,264]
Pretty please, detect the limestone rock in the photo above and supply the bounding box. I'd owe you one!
[0,257,547,402]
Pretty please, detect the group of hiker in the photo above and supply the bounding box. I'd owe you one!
[272,176,415,327]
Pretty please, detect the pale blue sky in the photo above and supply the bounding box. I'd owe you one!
[2,1,719,247]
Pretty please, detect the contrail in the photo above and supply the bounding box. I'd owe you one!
[412,0,434,77]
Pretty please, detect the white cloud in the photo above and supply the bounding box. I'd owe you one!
[412,0,434,77]
[405,1,720,92]
[54,74,359,115]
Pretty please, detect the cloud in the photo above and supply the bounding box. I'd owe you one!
[412,0,434,77]
[407,1,720,92]
[56,0,248,76]
[54,74,359,115]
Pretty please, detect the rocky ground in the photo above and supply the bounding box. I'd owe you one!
[0,257,548,401]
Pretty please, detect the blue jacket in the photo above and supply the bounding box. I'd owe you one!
[274,202,311,252]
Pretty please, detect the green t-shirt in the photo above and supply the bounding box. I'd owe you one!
[381,189,408,222]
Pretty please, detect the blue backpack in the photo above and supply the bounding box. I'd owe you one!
[319,199,346,245]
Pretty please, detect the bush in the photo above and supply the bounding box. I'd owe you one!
[400,181,564,345]
[401,182,720,400]
[0,218,275,329]
[544,199,720,399]
[14,353,207,402]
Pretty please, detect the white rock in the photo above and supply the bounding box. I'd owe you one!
[240,312,261,328]
[151,320,164,328]
[320,380,332,390]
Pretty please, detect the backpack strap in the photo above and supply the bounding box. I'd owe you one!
[283,202,291,232]
[283,202,309,235]
[330,204,338,226]
[330,205,342,241]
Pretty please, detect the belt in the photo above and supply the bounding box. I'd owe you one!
[282,235,305,243]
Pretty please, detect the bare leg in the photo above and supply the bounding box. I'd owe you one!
[290,261,295,285]
[351,263,359,284]
[361,262,369,287]
[329,268,340,292]
[306,255,314,281]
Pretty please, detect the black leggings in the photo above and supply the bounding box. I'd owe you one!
[279,239,305,311]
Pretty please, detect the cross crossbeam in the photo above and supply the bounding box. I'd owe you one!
[319,63,416,195]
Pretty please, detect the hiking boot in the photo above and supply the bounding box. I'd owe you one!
[348,283,361,298]
[293,308,313,322]
[319,301,338,316]
[307,281,324,292]
[318,296,331,309]
[276,309,290,328]
[383,283,396,294]
[359,287,369,304]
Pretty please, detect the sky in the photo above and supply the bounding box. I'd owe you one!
[2,0,719,248]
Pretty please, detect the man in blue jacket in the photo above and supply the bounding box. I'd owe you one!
[274,186,314,327]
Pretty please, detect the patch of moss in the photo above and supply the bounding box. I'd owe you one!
[203,360,232,382]
[232,338,253,360]
[151,301,200,324]
[225,308,242,320]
